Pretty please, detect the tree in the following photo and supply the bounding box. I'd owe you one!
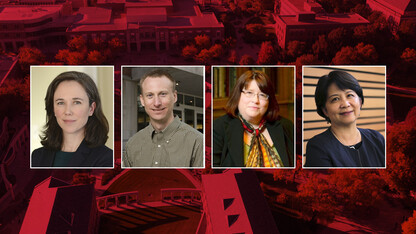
[108,37,125,53]
[209,44,224,60]
[55,49,70,63]
[239,54,255,65]
[66,51,86,65]
[401,48,416,64]
[257,41,277,64]
[228,50,238,64]
[286,40,306,59]
[72,173,96,185]
[67,36,87,52]
[296,174,337,224]
[196,49,212,63]
[351,4,371,18]
[195,35,211,49]
[90,37,105,51]
[402,210,416,234]
[244,24,266,43]
[332,43,378,65]
[182,44,198,60]
[312,35,329,61]
[87,50,106,64]
[18,47,45,73]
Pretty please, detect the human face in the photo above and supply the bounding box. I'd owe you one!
[140,76,177,126]
[238,80,269,125]
[54,81,95,138]
[323,83,362,127]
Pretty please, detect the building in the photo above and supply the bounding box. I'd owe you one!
[0,4,72,51]
[275,0,369,48]
[200,170,279,233]
[366,0,416,30]
[20,177,99,234]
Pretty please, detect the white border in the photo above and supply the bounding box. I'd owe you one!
[120,65,206,169]
[211,65,296,169]
[302,65,387,169]
[30,65,115,169]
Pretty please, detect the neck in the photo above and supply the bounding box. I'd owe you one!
[151,114,175,132]
[330,124,360,146]
[62,132,84,152]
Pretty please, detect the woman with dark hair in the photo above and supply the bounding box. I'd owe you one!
[32,71,113,167]
[213,70,294,167]
[304,71,385,167]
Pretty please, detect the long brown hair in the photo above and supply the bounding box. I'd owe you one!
[225,70,280,122]
[40,71,109,150]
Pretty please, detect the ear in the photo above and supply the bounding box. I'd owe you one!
[173,90,177,103]
[89,102,96,116]
[322,107,328,117]
[139,95,145,107]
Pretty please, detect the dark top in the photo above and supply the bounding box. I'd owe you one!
[213,114,294,167]
[53,151,74,167]
[304,128,385,167]
[32,140,113,168]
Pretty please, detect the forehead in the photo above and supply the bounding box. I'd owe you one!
[327,83,355,96]
[54,80,88,99]
[141,76,173,92]
[244,80,260,90]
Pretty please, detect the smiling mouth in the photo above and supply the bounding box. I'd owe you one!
[63,120,76,123]
[340,111,353,116]
[152,108,166,112]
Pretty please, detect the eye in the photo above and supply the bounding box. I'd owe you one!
[246,91,253,95]
[347,93,355,98]
[259,93,268,99]
[160,92,168,97]
[146,94,153,99]
[74,101,82,104]
[330,97,339,103]
[56,101,64,105]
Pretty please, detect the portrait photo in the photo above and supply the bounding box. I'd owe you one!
[212,66,295,168]
[303,66,386,168]
[30,66,114,168]
[122,66,204,168]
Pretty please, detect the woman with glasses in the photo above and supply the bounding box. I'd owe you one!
[213,70,294,167]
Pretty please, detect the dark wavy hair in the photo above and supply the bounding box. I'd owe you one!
[315,70,364,123]
[40,71,109,150]
[225,70,280,122]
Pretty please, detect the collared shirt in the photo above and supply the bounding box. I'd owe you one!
[124,116,204,167]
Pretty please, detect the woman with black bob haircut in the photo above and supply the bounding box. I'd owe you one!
[304,71,385,167]
[32,71,113,167]
[213,70,294,167]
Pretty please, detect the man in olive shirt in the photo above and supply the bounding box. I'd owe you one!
[123,70,204,167]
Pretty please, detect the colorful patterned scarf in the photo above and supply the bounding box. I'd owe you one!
[239,114,283,167]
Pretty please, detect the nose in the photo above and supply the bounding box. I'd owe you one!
[153,96,162,106]
[64,104,72,115]
[251,94,260,103]
[340,98,350,108]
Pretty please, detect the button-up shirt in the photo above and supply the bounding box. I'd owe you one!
[124,116,204,167]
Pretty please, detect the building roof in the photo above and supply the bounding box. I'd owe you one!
[77,7,112,24]
[125,0,173,8]
[201,170,279,234]
[20,177,96,234]
[0,5,62,22]
[368,0,416,14]
[278,13,369,26]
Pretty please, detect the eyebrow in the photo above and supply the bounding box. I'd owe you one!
[55,97,84,102]
[327,90,354,99]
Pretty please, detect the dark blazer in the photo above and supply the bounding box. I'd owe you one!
[304,128,385,167]
[213,114,294,167]
[32,140,113,167]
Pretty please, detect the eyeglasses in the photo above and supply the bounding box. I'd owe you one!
[241,90,269,101]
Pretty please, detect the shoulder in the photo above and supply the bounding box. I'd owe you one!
[178,121,203,140]
[270,117,293,129]
[359,128,385,142]
[31,146,55,167]
[89,144,113,167]
[126,126,149,147]
[308,128,331,144]
[214,114,234,127]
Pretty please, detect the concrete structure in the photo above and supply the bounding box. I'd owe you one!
[0,0,223,52]
[20,177,99,234]
[0,5,72,51]
[366,0,416,30]
[275,0,369,48]
[200,170,279,233]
